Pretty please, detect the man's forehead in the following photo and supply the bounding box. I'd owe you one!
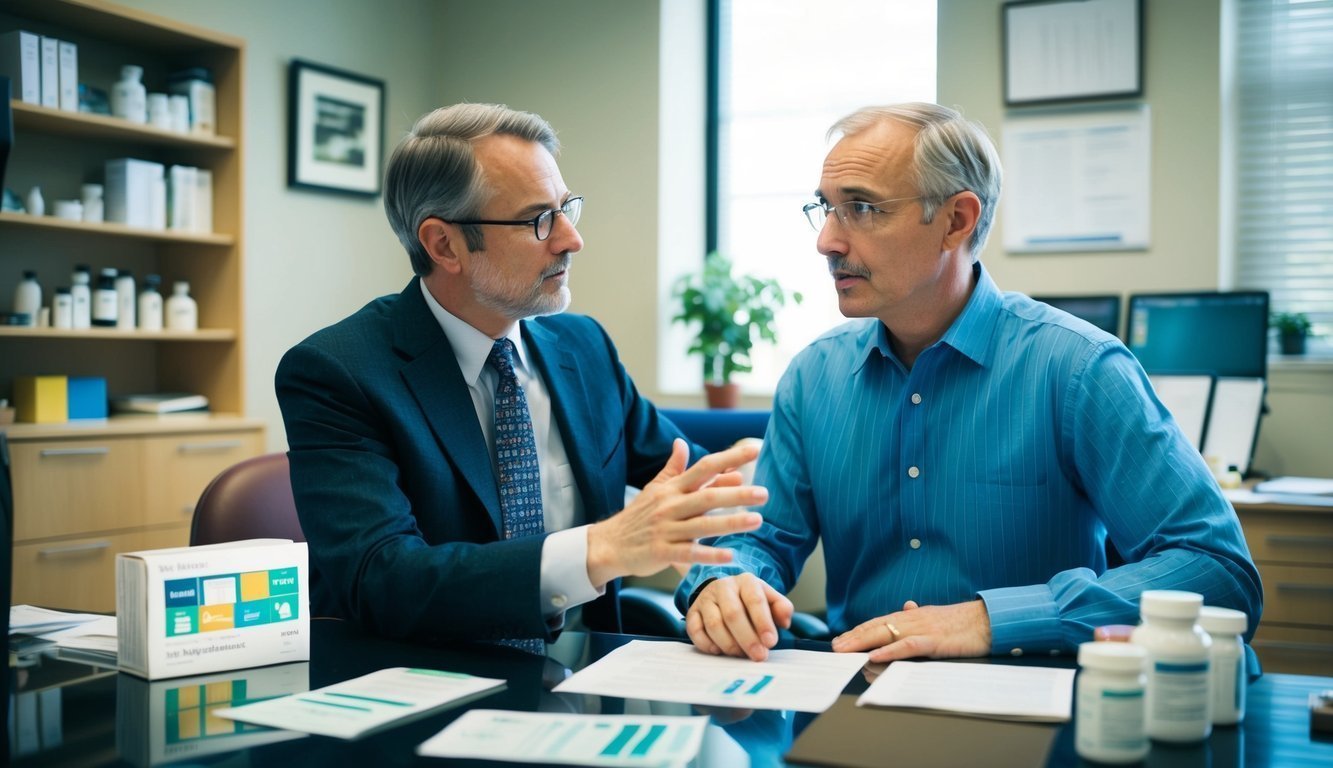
[819,121,914,197]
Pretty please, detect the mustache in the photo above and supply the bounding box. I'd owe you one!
[542,256,572,279]
[827,257,869,279]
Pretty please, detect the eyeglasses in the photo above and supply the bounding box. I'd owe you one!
[801,196,921,232]
[447,196,584,241]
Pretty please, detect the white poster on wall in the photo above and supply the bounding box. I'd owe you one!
[1002,107,1151,253]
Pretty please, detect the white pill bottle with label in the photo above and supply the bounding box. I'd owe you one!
[1132,590,1212,743]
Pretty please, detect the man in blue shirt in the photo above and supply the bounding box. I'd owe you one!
[676,103,1262,663]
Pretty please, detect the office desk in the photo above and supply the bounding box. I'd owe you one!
[9,619,1333,766]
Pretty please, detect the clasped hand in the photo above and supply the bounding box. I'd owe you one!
[586,439,767,588]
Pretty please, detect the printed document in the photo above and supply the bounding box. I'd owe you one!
[553,639,868,713]
[417,710,708,766]
[857,661,1075,722]
[215,667,505,739]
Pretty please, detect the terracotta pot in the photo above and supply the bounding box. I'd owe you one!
[704,382,740,409]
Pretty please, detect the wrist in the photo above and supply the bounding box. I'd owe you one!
[585,521,619,588]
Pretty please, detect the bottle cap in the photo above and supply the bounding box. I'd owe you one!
[101,267,118,277]
[1198,606,1247,635]
[1140,590,1204,620]
[22,270,36,279]
[118,269,133,278]
[121,64,143,80]
[56,287,70,295]
[168,67,212,84]
[144,274,161,287]
[1094,624,1136,642]
[75,264,91,273]
[174,281,190,293]
[1079,641,1146,671]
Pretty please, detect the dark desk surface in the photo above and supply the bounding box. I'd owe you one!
[9,619,1333,766]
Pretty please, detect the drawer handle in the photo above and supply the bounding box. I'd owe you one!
[39,447,111,458]
[1252,639,1333,653]
[1266,535,1333,547]
[38,541,113,557]
[1275,582,1333,594]
[177,440,243,454]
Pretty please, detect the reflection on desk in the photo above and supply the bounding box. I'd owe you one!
[8,618,1333,767]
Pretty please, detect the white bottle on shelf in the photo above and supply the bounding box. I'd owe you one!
[71,265,92,329]
[115,269,136,329]
[81,184,104,223]
[13,270,42,327]
[138,274,163,331]
[26,186,44,217]
[111,64,147,124]
[52,287,73,329]
[166,281,197,331]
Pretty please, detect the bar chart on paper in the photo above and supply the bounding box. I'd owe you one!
[418,710,709,766]
[553,639,869,712]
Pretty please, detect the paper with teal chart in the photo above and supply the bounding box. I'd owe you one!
[552,639,868,713]
[214,666,505,739]
[417,710,707,766]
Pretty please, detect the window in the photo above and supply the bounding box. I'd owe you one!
[709,0,937,392]
[1232,0,1333,356]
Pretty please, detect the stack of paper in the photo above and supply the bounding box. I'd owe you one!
[418,710,708,766]
[216,667,505,740]
[10,605,105,636]
[857,661,1075,722]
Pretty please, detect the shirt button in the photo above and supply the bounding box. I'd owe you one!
[911,393,922,405]
[1049,650,1061,657]
[909,538,922,549]
[550,594,568,608]
[907,466,920,478]
[1011,648,1023,657]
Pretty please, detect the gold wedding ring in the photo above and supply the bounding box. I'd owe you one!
[885,622,902,639]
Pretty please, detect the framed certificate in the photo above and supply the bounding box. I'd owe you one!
[1003,0,1143,106]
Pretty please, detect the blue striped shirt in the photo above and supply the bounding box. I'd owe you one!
[678,263,1262,655]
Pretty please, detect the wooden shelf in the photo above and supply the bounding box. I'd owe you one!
[1,413,264,440]
[0,211,234,245]
[11,101,236,150]
[0,326,234,341]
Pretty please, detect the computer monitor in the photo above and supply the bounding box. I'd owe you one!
[1031,294,1122,337]
[1126,291,1270,378]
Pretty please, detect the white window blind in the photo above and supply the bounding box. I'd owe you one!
[1234,0,1333,354]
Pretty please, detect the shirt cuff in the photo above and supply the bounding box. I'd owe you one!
[540,525,605,619]
[977,584,1065,657]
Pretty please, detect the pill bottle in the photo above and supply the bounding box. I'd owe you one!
[1198,606,1247,725]
[1132,590,1212,743]
[1077,641,1149,764]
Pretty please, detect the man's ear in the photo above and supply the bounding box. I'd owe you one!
[418,217,464,275]
[940,191,981,252]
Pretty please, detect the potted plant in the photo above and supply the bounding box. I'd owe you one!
[671,251,801,408]
[1271,311,1312,355]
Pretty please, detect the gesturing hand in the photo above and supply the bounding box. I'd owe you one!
[586,439,767,587]
[686,573,793,662]
[831,599,992,662]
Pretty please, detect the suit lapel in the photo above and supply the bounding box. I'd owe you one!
[393,279,503,536]
[524,320,611,520]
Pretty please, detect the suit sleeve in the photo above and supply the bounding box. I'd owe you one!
[276,340,552,644]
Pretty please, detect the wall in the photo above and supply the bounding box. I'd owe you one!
[937,0,1333,478]
[113,0,436,451]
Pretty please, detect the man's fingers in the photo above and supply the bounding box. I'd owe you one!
[717,582,768,661]
[698,599,745,658]
[686,609,722,655]
[832,614,898,652]
[676,510,763,539]
[740,578,780,649]
[764,583,795,629]
[675,443,761,491]
[651,439,691,482]
[902,600,919,611]
[869,634,931,663]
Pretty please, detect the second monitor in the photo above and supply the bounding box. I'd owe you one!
[1126,291,1270,378]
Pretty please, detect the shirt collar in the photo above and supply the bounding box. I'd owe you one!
[937,261,1001,368]
[856,261,1002,373]
[418,279,529,384]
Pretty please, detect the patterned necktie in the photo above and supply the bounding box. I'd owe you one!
[488,338,546,655]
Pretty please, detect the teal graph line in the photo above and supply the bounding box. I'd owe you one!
[325,692,412,707]
[746,675,774,694]
[298,697,371,712]
[630,724,667,757]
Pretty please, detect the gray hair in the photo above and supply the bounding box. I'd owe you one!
[828,103,1002,257]
[384,103,560,276]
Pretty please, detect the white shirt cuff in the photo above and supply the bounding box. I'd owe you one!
[540,524,604,618]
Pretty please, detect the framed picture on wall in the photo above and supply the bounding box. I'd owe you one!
[287,59,385,196]
[1003,0,1143,106]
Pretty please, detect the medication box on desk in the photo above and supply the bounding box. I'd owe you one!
[116,539,310,680]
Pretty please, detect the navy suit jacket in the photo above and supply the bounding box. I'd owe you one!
[275,278,697,644]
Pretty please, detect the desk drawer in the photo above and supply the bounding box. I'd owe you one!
[11,437,145,540]
[1258,564,1333,626]
[141,431,264,527]
[1252,624,1333,676]
[1238,510,1333,567]
[12,531,139,612]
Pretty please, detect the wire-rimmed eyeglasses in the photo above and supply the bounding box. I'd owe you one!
[801,196,922,232]
[447,196,584,241]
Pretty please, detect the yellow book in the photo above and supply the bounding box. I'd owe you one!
[15,375,67,423]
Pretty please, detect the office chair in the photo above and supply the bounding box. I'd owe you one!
[190,453,306,545]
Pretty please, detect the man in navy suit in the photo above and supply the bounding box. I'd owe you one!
[276,104,767,646]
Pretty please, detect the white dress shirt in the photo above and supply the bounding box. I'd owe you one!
[420,281,603,623]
